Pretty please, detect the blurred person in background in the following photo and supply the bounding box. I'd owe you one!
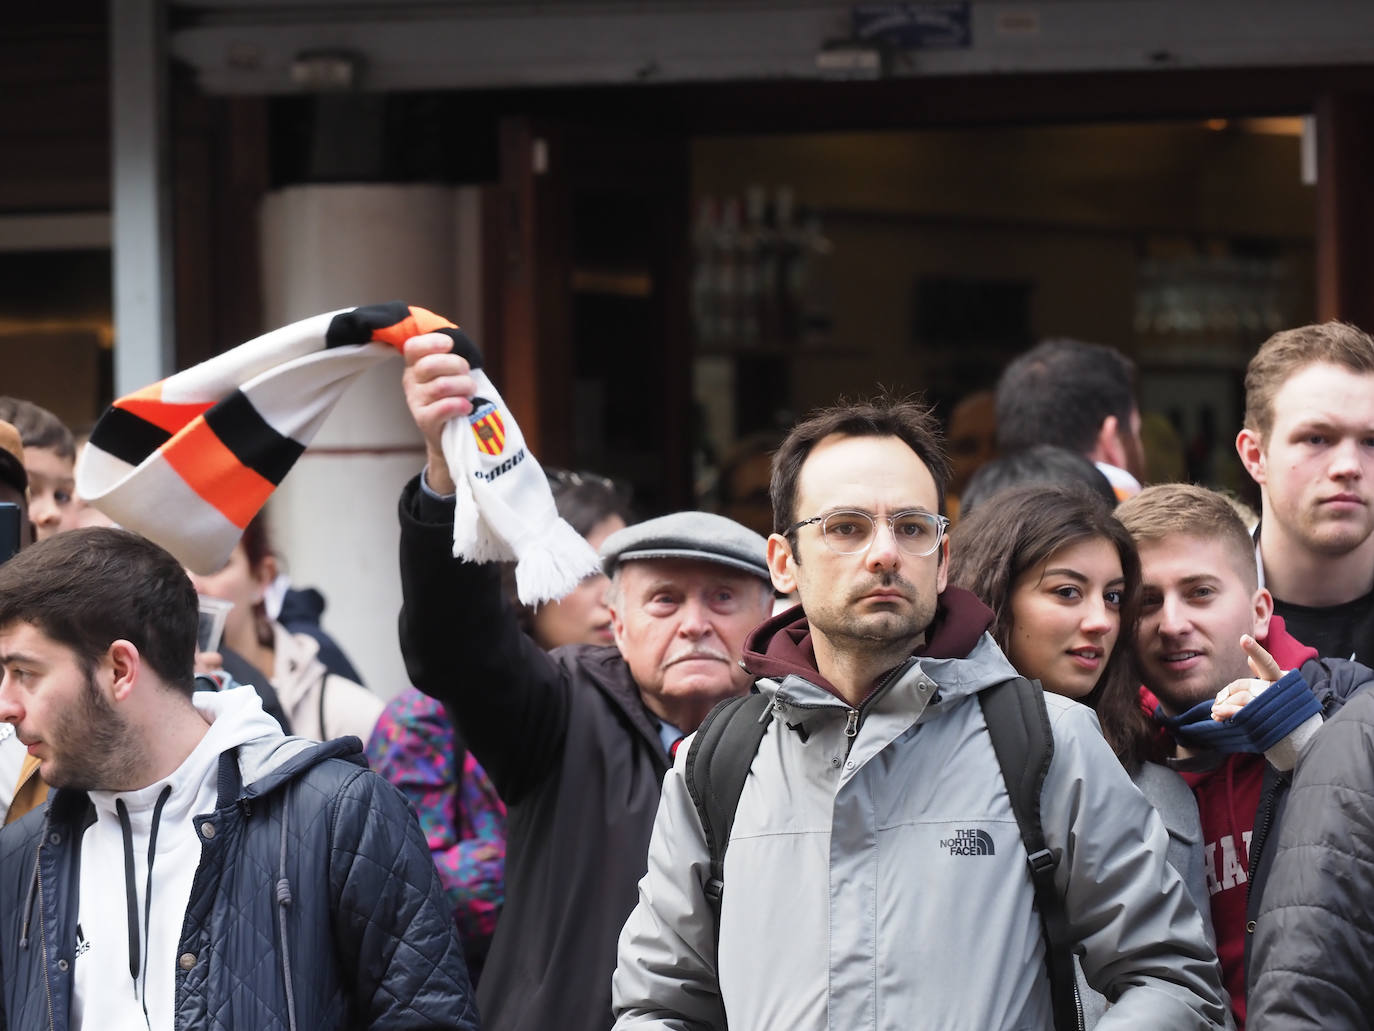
[996,339,1147,501]
[0,420,42,826]
[713,431,782,538]
[944,387,998,519]
[0,396,78,540]
[959,444,1118,519]
[367,467,633,986]
[0,421,31,546]
[188,510,381,742]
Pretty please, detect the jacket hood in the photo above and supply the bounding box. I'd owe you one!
[743,586,996,696]
[194,685,365,799]
[276,585,326,625]
[1260,614,1319,671]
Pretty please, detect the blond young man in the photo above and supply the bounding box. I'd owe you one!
[1235,322,1374,663]
[1118,483,1374,1030]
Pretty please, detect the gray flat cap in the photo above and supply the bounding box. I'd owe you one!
[600,511,770,581]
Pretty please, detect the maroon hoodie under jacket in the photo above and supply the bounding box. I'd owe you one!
[742,587,996,699]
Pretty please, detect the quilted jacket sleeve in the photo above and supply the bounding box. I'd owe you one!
[1248,689,1374,1031]
[397,474,571,804]
[328,765,480,1030]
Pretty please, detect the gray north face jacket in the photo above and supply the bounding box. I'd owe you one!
[613,592,1229,1030]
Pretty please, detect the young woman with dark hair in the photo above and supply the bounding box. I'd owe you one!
[950,484,1153,771]
[950,484,1220,1026]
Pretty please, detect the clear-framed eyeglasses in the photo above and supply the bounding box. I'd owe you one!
[786,509,949,557]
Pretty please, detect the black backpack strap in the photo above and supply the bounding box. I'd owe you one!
[980,677,1082,1031]
[684,690,772,946]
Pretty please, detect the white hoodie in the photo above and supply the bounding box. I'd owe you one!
[70,686,286,1031]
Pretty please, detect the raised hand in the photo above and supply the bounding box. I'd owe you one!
[402,332,475,495]
[1212,634,1286,721]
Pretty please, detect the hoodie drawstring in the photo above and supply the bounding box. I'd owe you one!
[116,784,172,1026]
[275,787,298,1031]
[19,844,40,949]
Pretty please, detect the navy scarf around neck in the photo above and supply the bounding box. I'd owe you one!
[1153,668,1320,755]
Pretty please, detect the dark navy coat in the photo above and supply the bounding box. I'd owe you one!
[0,736,479,1030]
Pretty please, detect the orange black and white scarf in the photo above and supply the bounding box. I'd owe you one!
[77,301,598,604]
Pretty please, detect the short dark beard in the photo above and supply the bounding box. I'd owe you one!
[1147,652,1252,717]
[811,572,935,656]
[43,670,146,791]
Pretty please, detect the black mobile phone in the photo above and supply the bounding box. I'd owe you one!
[0,502,21,565]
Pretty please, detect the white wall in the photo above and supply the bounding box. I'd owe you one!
[259,182,480,698]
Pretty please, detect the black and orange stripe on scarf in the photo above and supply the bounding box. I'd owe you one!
[77,301,598,604]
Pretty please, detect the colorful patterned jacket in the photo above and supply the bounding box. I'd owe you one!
[366,687,507,983]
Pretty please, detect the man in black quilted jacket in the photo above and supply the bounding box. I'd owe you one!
[0,528,479,1031]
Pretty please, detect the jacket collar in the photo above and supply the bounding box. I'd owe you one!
[742,586,995,695]
[556,644,671,771]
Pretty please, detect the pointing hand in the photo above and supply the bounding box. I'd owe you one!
[1211,634,1285,721]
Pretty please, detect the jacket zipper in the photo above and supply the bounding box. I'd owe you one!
[842,708,860,758]
[844,659,914,760]
[1248,793,1275,882]
[772,657,918,761]
[1246,771,1289,904]
[37,858,55,1031]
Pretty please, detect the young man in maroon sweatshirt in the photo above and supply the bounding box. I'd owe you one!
[1118,484,1374,1030]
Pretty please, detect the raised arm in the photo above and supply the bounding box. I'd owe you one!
[396,333,571,803]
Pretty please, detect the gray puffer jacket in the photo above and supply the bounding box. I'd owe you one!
[613,593,1229,1030]
[1248,684,1374,1030]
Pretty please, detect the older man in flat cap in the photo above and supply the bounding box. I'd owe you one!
[396,336,776,1031]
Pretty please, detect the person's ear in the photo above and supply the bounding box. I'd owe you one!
[767,533,799,595]
[1094,415,1127,470]
[1252,587,1274,640]
[608,588,628,653]
[1236,427,1267,485]
[255,554,279,593]
[106,639,142,703]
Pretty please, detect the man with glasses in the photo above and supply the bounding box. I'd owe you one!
[612,397,1227,1030]
[395,332,776,1031]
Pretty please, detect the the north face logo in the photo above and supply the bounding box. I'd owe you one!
[940,828,995,856]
